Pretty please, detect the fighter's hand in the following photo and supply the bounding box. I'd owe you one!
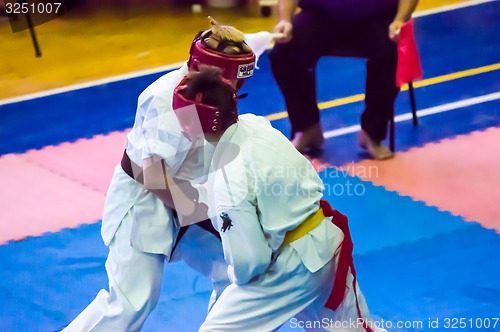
[178,202,210,227]
[273,20,293,44]
[388,20,404,42]
[167,177,210,226]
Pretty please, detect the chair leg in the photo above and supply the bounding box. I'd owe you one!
[409,82,418,126]
[389,112,395,153]
[20,0,42,57]
[390,81,418,153]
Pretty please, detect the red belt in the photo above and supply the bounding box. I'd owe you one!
[321,200,374,332]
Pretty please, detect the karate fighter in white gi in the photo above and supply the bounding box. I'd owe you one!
[171,66,387,332]
[63,19,273,331]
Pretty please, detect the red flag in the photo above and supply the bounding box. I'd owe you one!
[396,20,423,87]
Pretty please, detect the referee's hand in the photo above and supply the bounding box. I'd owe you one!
[273,20,293,44]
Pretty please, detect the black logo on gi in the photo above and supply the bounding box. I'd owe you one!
[220,212,233,233]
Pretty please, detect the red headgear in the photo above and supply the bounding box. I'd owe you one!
[172,77,238,138]
[188,30,256,81]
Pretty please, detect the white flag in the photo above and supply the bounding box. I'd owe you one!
[244,31,274,69]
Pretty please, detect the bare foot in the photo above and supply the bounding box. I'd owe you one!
[359,130,394,160]
[292,123,324,153]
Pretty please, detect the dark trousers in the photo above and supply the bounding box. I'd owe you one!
[269,8,400,141]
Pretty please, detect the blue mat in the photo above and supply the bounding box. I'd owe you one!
[2,176,500,331]
[1,2,500,330]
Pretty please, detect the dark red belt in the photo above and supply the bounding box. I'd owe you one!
[121,150,144,184]
[321,200,374,332]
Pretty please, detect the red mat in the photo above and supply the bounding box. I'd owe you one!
[0,131,128,244]
[20,131,128,193]
[3,126,498,244]
[0,154,105,243]
[344,127,500,232]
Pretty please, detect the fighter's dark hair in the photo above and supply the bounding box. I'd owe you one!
[182,65,237,119]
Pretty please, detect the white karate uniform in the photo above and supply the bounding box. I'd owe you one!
[64,64,226,332]
[64,34,279,331]
[200,114,385,332]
